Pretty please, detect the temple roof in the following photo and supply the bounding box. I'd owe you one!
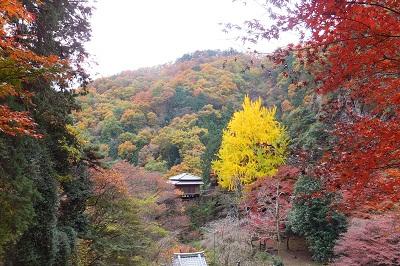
[168,173,204,185]
[172,251,208,266]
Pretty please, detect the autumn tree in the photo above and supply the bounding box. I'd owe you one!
[118,140,136,161]
[245,166,299,252]
[82,167,150,265]
[0,0,67,137]
[236,0,400,210]
[213,96,288,190]
[153,113,207,176]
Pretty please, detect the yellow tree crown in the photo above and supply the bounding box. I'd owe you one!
[212,96,288,190]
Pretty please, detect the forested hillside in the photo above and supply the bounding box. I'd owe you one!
[72,50,335,265]
[74,41,400,264]
[75,50,321,183]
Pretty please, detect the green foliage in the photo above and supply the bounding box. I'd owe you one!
[287,176,347,262]
[144,160,168,173]
[253,252,283,265]
[0,139,38,257]
[186,198,219,230]
[197,105,233,184]
[272,256,284,266]
[159,143,181,168]
[283,106,329,160]
[87,197,150,265]
[100,117,123,143]
[165,86,208,123]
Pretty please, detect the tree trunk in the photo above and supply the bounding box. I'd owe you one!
[286,236,290,251]
[276,180,281,255]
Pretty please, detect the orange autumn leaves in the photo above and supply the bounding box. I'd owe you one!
[0,0,68,138]
[89,167,128,196]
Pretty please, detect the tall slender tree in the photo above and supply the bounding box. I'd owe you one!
[0,0,93,264]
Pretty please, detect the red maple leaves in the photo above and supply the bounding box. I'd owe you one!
[252,0,400,211]
[244,166,298,240]
[321,116,400,211]
[334,214,400,265]
[302,1,400,211]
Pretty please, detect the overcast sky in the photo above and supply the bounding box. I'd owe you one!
[86,0,296,77]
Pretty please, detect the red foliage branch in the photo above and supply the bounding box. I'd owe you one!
[245,0,400,211]
[89,167,128,197]
[244,166,299,240]
[320,116,400,212]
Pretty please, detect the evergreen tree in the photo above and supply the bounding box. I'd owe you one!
[0,0,93,264]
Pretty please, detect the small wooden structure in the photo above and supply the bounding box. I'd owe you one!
[168,173,204,198]
[172,251,208,266]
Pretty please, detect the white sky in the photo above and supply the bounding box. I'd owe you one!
[86,0,297,77]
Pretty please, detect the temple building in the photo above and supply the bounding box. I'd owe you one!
[168,173,204,198]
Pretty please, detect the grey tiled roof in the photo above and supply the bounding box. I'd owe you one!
[172,252,208,266]
[168,173,204,185]
[169,173,203,181]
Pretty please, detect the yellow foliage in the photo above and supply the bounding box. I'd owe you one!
[120,109,136,123]
[146,112,158,126]
[153,114,207,175]
[99,144,110,155]
[303,94,313,106]
[118,141,136,159]
[212,96,289,190]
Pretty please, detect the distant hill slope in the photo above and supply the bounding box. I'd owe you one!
[73,50,323,183]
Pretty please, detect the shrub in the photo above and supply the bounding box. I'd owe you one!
[287,176,347,262]
[334,214,400,266]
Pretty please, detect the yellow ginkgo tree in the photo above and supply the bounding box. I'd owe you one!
[212,96,289,190]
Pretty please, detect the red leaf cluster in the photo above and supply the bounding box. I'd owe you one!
[244,166,298,239]
[0,105,41,138]
[258,0,400,210]
[321,116,400,212]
